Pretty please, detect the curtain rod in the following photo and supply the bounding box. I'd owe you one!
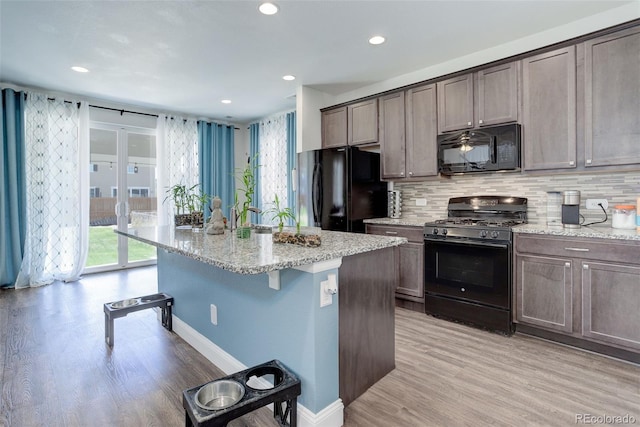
[34,94,239,129]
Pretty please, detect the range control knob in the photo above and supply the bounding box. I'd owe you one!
[491,231,499,239]
[441,228,448,236]
[461,288,466,292]
[479,230,488,238]
[432,228,439,235]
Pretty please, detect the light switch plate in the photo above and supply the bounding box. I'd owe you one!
[415,198,427,206]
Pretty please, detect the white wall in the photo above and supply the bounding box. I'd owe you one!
[293,2,640,153]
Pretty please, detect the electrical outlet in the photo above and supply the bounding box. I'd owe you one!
[586,199,608,210]
[415,198,427,207]
[210,304,218,325]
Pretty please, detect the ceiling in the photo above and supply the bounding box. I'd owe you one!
[0,1,634,123]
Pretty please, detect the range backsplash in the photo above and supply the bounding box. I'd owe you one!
[395,170,640,225]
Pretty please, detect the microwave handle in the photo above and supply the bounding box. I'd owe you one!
[491,136,497,164]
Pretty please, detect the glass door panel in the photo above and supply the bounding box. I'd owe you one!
[86,125,157,272]
[126,132,157,264]
[87,128,119,268]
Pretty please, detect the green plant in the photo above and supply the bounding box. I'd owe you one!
[265,194,295,233]
[233,155,259,226]
[164,183,210,214]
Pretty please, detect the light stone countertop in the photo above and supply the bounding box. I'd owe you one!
[116,226,407,275]
[513,223,640,242]
[364,217,640,242]
[364,217,434,227]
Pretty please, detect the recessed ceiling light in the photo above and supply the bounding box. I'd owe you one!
[282,75,295,81]
[368,36,386,45]
[71,66,89,73]
[259,2,278,15]
[221,99,232,104]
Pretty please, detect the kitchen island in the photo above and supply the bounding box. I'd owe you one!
[117,226,406,427]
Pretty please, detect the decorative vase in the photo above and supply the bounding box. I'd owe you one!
[236,226,251,239]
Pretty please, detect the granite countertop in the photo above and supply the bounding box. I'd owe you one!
[117,226,407,274]
[513,224,640,242]
[364,217,433,227]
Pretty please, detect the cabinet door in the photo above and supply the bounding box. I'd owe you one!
[348,99,378,145]
[476,62,518,127]
[437,74,473,133]
[522,46,577,170]
[379,92,406,179]
[584,26,640,167]
[516,254,573,333]
[397,242,425,300]
[322,107,347,148]
[582,261,640,351]
[406,84,438,178]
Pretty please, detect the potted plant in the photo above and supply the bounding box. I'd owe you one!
[233,156,259,238]
[266,193,321,247]
[164,183,210,228]
[265,194,296,233]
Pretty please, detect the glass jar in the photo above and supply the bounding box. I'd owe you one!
[546,191,562,226]
[612,205,636,229]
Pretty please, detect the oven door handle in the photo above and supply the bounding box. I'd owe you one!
[424,238,509,250]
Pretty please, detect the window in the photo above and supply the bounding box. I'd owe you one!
[89,187,101,198]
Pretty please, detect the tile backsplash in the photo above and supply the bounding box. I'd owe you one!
[394,170,640,225]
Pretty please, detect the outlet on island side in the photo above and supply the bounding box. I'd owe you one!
[415,198,427,207]
[585,199,609,210]
[210,304,218,325]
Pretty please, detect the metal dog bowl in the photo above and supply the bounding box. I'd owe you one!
[141,293,167,302]
[110,298,140,309]
[195,380,245,411]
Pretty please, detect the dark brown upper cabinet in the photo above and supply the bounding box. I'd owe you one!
[522,46,577,171]
[583,26,640,168]
[321,106,347,148]
[379,84,438,180]
[348,99,378,145]
[437,62,518,133]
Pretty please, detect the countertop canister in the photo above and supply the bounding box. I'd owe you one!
[612,205,636,230]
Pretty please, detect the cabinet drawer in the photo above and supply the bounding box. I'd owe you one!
[366,224,424,243]
[515,234,640,265]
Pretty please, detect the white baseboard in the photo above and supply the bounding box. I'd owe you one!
[172,315,344,427]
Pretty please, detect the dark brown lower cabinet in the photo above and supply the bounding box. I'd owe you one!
[366,224,425,311]
[514,234,640,361]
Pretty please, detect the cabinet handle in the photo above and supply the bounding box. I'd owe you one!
[478,119,484,124]
[408,171,413,176]
[565,262,570,267]
[569,160,575,166]
[583,264,589,270]
[385,231,398,235]
[467,121,472,126]
[586,159,592,165]
[400,172,404,176]
[565,247,589,252]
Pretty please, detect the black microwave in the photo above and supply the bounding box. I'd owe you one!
[438,124,521,175]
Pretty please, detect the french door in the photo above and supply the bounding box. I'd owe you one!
[85,123,157,272]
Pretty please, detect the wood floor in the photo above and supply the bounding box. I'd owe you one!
[1,267,639,427]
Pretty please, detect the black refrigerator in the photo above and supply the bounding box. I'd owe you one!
[297,146,387,233]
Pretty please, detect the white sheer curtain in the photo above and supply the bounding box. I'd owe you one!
[16,92,89,288]
[259,113,288,225]
[156,114,199,226]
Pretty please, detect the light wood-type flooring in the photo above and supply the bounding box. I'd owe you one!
[1,267,638,427]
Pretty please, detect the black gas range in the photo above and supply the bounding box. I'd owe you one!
[423,196,528,334]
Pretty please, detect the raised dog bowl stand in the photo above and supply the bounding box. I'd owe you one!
[183,359,301,427]
[103,293,173,346]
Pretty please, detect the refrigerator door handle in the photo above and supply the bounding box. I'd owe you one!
[312,163,322,225]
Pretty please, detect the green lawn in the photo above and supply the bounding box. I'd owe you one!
[86,226,156,267]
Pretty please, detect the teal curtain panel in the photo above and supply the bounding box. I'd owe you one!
[198,121,235,221]
[249,122,261,224]
[0,89,26,288]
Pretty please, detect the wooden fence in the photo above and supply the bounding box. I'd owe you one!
[90,197,157,225]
